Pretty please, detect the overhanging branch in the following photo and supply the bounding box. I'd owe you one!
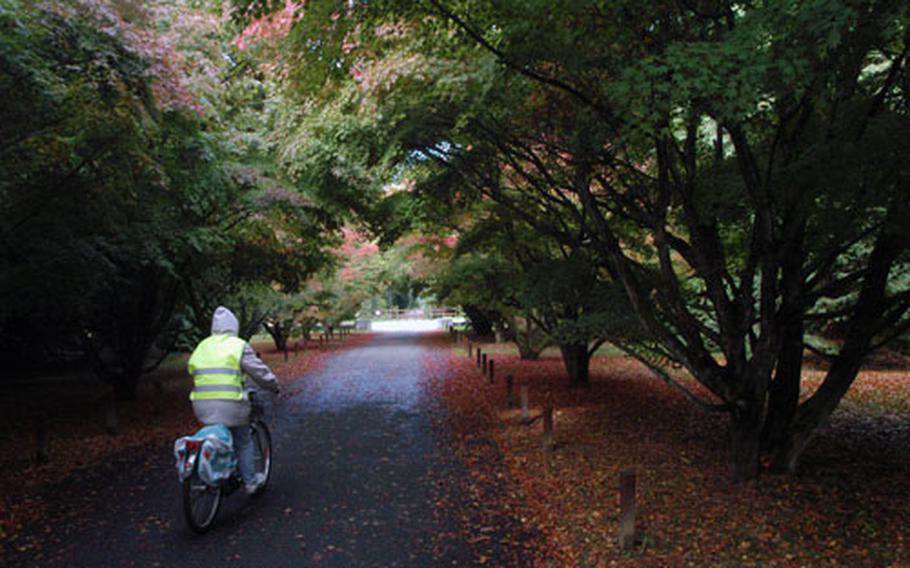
[613,339,729,412]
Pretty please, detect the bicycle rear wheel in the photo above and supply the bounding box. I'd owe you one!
[182,469,222,533]
[251,420,272,492]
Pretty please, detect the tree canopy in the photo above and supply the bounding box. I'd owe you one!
[232,0,910,480]
[3,0,907,481]
[0,0,339,397]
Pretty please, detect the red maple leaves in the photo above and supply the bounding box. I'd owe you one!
[424,334,910,567]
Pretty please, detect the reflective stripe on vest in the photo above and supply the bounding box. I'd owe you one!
[187,335,247,401]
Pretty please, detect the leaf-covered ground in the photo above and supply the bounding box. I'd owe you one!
[0,333,372,545]
[428,334,909,567]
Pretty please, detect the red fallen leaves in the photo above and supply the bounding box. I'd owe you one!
[0,333,373,544]
[425,334,910,567]
[420,339,574,566]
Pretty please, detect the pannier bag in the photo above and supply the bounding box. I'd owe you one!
[174,424,237,485]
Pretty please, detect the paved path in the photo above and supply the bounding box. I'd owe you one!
[2,333,531,567]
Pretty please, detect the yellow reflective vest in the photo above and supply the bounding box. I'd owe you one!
[187,335,247,401]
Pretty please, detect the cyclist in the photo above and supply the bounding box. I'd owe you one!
[188,306,279,495]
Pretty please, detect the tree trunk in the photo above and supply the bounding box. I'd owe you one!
[731,400,762,482]
[761,320,803,457]
[517,340,542,360]
[265,322,288,352]
[512,316,548,359]
[463,305,495,337]
[559,343,590,386]
[769,354,867,472]
[770,224,900,472]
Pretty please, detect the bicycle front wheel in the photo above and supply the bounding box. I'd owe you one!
[251,420,272,493]
[182,470,222,533]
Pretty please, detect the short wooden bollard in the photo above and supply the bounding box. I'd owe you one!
[488,359,495,383]
[295,341,300,356]
[618,470,637,549]
[34,413,48,464]
[468,342,472,357]
[319,335,323,346]
[476,349,482,368]
[506,375,514,408]
[542,405,554,452]
[482,353,487,375]
[520,384,529,423]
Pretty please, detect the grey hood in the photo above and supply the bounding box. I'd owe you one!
[211,306,239,336]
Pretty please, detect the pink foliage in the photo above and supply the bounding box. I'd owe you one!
[374,21,408,39]
[342,25,361,54]
[48,0,208,114]
[351,53,423,93]
[234,0,306,51]
[340,266,361,282]
[334,228,379,283]
[337,228,379,258]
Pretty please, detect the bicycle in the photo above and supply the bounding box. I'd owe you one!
[176,391,273,534]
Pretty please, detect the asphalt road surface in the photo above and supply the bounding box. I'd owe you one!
[2,332,534,568]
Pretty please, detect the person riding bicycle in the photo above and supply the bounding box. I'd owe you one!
[188,306,279,495]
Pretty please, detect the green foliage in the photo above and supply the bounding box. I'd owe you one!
[0,0,340,397]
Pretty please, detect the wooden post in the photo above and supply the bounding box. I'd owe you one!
[468,342,472,357]
[542,405,554,452]
[476,349,482,368]
[34,412,48,465]
[482,353,487,375]
[506,375,514,408]
[488,360,495,383]
[618,470,637,549]
[520,384,529,424]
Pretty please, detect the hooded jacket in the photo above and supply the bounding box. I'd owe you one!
[190,306,279,427]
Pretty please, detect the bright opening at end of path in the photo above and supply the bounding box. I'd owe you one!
[370,318,464,333]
